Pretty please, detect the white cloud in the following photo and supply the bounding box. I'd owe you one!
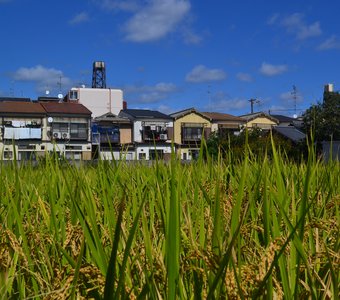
[277,13,322,40]
[267,13,279,25]
[157,104,174,114]
[123,0,191,42]
[259,62,288,76]
[69,12,90,25]
[204,91,248,112]
[186,65,227,83]
[12,65,73,93]
[236,72,253,82]
[317,35,340,51]
[181,28,202,45]
[124,82,178,103]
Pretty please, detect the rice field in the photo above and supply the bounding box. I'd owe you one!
[0,142,339,299]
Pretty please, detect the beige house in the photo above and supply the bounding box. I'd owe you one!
[170,108,211,160]
[201,112,245,136]
[239,112,279,130]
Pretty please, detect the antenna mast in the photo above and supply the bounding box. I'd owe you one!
[291,85,297,117]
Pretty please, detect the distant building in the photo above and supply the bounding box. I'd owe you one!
[92,112,135,160]
[0,101,92,161]
[201,112,244,137]
[170,108,211,160]
[119,109,173,160]
[239,112,279,130]
[65,87,124,118]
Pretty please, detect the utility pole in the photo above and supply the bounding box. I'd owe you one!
[249,98,259,114]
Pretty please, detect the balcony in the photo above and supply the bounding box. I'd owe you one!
[4,127,41,140]
[142,125,168,142]
[181,126,203,144]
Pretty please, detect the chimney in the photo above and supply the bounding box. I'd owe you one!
[123,100,127,109]
[324,83,334,93]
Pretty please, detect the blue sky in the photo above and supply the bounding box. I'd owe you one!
[1,0,340,116]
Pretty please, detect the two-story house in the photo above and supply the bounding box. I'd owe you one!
[119,109,173,160]
[0,102,45,160]
[170,108,211,160]
[92,112,135,160]
[239,112,279,130]
[201,112,245,138]
[41,102,92,160]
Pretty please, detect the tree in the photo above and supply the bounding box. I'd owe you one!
[303,91,340,141]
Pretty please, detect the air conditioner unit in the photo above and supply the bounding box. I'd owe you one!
[62,132,70,139]
[53,132,61,139]
[159,134,168,140]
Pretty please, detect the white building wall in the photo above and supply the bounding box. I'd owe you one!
[136,145,172,160]
[133,121,142,142]
[70,87,123,118]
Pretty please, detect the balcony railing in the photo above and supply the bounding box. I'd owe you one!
[4,127,41,140]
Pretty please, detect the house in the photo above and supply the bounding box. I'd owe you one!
[92,112,135,160]
[270,114,295,127]
[0,101,46,160]
[239,112,279,130]
[170,108,211,160]
[65,87,124,118]
[119,109,173,160]
[40,102,92,160]
[201,112,245,137]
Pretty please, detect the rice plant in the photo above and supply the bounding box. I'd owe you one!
[0,140,339,299]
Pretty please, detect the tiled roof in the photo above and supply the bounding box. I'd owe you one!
[270,114,295,123]
[239,111,279,123]
[40,102,92,115]
[201,112,244,122]
[94,112,131,123]
[274,126,306,142]
[0,102,46,114]
[170,108,210,121]
[0,97,32,102]
[120,109,172,120]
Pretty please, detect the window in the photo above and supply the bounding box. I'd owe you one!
[182,127,203,141]
[52,122,88,140]
[69,90,78,101]
[149,149,163,160]
[70,123,87,140]
[4,151,13,159]
[52,123,69,133]
[138,152,146,160]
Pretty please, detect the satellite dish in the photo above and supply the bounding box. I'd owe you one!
[45,90,50,95]
[293,114,298,119]
[57,93,63,99]
[48,117,54,123]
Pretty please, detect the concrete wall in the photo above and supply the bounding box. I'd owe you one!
[71,87,123,118]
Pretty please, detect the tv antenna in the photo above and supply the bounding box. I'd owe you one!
[291,85,298,117]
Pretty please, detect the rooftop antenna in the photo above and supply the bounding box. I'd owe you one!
[291,85,298,118]
[57,76,63,101]
[207,85,212,111]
